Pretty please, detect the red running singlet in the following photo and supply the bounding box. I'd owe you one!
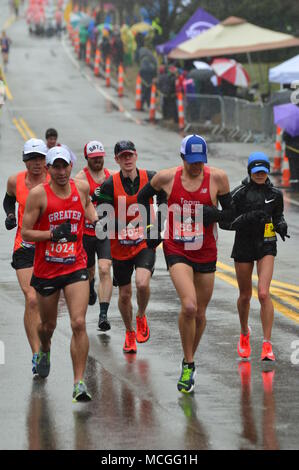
[163,166,218,263]
[33,180,87,279]
[83,167,110,236]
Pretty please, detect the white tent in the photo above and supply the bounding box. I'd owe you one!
[269,54,299,84]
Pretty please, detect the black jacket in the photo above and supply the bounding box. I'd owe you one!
[220,176,286,261]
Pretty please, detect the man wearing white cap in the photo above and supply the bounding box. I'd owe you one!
[3,138,48,377]
[138,135,234,394]
[75,141,115,331]
[21,146,98,402]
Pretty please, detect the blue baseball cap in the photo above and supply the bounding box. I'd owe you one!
[248,152,270,174]
[181,134,207,163]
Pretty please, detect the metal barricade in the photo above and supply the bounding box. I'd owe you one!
[184,93,275,142]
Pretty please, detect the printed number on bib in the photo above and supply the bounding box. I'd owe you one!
[264,223,277,243]
[174,219,204,243]
[119,225,144,246]
[45,241,77,264]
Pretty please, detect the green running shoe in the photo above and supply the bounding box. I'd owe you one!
[72,380,92,403]
[36,349,51,378]
[177,361,196,394]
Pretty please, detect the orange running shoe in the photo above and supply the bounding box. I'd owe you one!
[136,315,150,343]
[261,341,276,361]
[237,326,251,359]
[123,330,137,354]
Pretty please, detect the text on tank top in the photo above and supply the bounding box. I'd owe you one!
[164,166,218,263]
[33,180,87,279]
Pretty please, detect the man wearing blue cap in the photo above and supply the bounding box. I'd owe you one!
[220,151,289,363]
[138,134,234,393]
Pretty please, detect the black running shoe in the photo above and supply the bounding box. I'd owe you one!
[98,313,111,331]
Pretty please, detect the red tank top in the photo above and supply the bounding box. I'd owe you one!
[163,166,218,263]
[110,170,150,260]
[14,170,50,252]
[33,180,87,279]
[83,167,110,236]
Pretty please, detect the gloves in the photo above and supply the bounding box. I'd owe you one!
[5,214,17,230]
[51,220,77,243]
[92,186,101,204]
[274,221,290,241]
[203,205,222,227]
[145,224,163,249]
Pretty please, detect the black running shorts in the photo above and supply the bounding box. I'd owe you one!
[30,268,89,297]
[233,243,277,263]
[83,234,111,268]
[11,247,35,270]
[165,254,216,273]
[112,248,156,287]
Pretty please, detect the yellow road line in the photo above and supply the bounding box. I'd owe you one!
[216,271,299,325]
[3,15,15,30]
[19,118,36,138]
[217,260,299,293]
[0,71,13,100]
[12,118,28,141]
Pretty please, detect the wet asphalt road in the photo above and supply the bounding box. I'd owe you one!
[0,6,299,450]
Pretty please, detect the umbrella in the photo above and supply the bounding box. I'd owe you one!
[188,68,214,82]
[131,22,152,34]
[273,103,299,137]
[193,61,213,71]
[211,58,250,87]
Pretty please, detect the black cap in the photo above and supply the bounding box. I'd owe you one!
[114,140,136,156]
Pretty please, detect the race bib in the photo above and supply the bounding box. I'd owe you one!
[45,241,77,264]
[264,222,277,243]
[118,226,144,246]
[173,220,204,243]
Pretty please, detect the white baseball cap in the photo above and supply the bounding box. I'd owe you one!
[84,140,106,158]
[46,146,72,166]
[23,138,48,161]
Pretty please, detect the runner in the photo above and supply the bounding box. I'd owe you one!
[1,31,11,71]
[138,135,234,393]
[21,146,98,402]
[94,140,166,354]
[220,152,289,362]
[3,138,48,376]
[45,128,58,149]
[75,140,115,331]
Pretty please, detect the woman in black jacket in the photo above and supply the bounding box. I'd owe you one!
[221,152,289,362]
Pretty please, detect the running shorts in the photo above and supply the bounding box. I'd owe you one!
[30,268,89,297]
[112,248,156,287]
[233,244,277,263]
[164,254,216,273]
[11,247,35,270]
[83,234,111,269]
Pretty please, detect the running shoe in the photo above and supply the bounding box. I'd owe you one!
[36,349,51,378]
[261,341,276,361]
[89,289,97,306]
[98,313,111,331]
[136,315,150,343]
[32,353,39,377]
[177,361,196,394]
[72,380,92,403]
[237,326,251,359]
[123,330,137,354]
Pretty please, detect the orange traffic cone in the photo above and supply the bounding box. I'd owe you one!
[118,64,124,97]
[177,92,185,131]
[85,40,91,65]
[281,147,290,188]
[271,126,282,175]
[105,57,111,87]
[94,48,101,76]
[74,32,80,59]
[135,74,142,111]
[149,83,156,123]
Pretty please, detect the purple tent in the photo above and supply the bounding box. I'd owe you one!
[156,7,219,56]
